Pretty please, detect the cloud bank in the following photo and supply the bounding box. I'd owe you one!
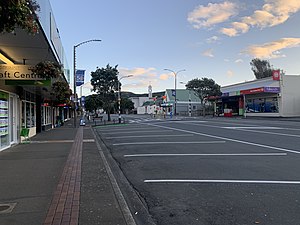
[243,38,300,58]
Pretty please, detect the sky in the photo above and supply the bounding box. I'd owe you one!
[49,0,300,95]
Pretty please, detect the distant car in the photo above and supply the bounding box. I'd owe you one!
[80,118,86,126]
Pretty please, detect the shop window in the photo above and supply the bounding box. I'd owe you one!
[41,106,52,125]
[246,97,278,113]
[0,91,9,149]
[22,101,36,128]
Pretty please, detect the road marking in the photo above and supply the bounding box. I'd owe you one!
[223,126,282,130]
[106,134,194,139]
[102,130,166,135]
[124,153,287,157]
[113,141,225,146]
[232,128,300,138]
[144,123,300,154]
[144,179,300,185]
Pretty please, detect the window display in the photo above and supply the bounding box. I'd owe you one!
[22,101,36,128]
[0,91,9,149]
[246,97,278,113]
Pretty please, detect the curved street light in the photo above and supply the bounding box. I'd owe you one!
[73,39,101,127]
[164,68,185,115]
[118,75,133,123]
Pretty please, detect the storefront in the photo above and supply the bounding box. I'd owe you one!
[217,75,300,117]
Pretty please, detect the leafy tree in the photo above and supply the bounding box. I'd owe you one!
[250,58,273,79]
[50,81,72,105]
[186,77,221,116]
[0,0,40,34]
[114,97,134,114]
[85,94,103,113]
[90,64,119,121]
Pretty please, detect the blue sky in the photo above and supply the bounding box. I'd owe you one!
[49,0,300,95]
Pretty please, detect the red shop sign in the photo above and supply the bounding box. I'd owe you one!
[240,87,264,95]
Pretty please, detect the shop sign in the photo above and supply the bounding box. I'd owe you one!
[229,90,241,96]
[272,70,280,81]
[0,65,45,80]
[240,87,264,95]
[264,87,280,93]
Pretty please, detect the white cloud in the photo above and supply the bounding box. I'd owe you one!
[242,38,300,58]
[119,67,156,77]
[159,73,172,80]
[206,36,220,43]
[221,0,300,36]
[188,1,238,29]
[202,48,214,57]
[227,70,234,77]
[235,59,244,63]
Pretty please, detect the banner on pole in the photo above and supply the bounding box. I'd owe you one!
[76,70,85,86]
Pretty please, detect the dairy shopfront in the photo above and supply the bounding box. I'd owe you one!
[217,75,300,117]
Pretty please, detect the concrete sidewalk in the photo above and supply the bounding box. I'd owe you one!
[0,119,127,225]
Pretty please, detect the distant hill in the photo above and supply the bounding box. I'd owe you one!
[121,91,165,98]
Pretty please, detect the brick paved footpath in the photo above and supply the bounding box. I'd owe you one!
[43,127,83,225]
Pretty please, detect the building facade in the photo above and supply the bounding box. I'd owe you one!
[0,0,70,151]
[218,75,300,117]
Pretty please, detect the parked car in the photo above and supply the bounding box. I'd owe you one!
[79,118,86,126]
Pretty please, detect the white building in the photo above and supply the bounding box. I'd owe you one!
[218,74,300,117]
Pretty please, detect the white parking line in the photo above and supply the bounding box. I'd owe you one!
[232,128,300,138]
[124,153,287,157]
[113,141,226,146]
[144,179,300,185]
[223,126,282,130]
[102,130,167,135]
[145,123,300,154]
[106,134,194,139]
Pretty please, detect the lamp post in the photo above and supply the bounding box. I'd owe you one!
[164,69,185,115]
[118,75,133,123]
[73,39,101,128]
[180,81,192,117]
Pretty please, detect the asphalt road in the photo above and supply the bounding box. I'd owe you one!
[95,115,300,225]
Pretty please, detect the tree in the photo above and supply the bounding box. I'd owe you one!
[114,98,134,114]
[250,58,273,79]
[186,77,221,116]
[50,81,72,105]
[90,64,119,121]
[0,0,40,34]
[85,94,103,113]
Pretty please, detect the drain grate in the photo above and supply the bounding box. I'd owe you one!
[0,203,17,214]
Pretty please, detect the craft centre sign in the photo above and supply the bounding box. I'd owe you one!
[0,65,44,80]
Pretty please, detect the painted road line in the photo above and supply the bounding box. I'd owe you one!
[101,130,168,135]
[106,134,194,139]
[233,128,300,138]
[223,126,282,130]
[113,141,226,146]
[145,123,300,154]
[97,127,154,131]
[124,153,287,157]
[144,179,300,184]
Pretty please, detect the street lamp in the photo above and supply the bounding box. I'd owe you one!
[164,69,185,115]
[118,75,133,123]
[73,39,101,127]
[180,81,192,117]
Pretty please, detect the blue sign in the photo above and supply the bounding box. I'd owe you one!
[171,89,176,97]
[76,70,85,86]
